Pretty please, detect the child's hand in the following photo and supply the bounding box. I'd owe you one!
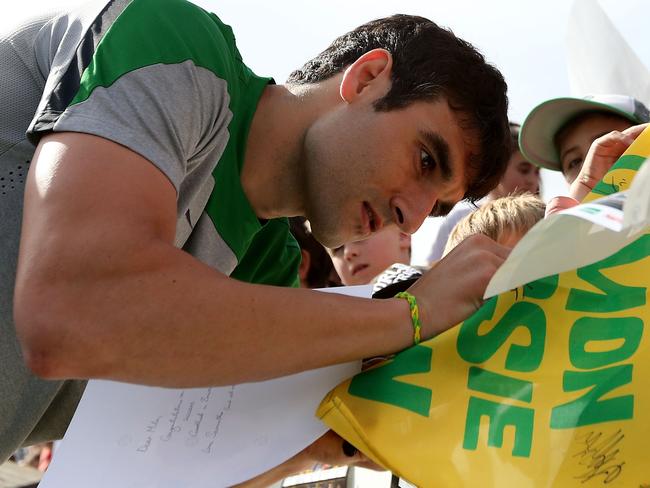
[570,123,649,201]
[232,431,383,488]
[302,430,383,471]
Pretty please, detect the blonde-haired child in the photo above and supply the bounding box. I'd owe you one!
[444,193,545,256]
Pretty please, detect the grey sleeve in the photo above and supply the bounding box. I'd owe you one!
[50,62,232,192]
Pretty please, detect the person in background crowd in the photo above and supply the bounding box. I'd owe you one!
[445,119,649,256]
[289,217,340,289]
[519,94,650,184]
[426,122,539,263]
[443,193,545,256]
[328,226,411,286]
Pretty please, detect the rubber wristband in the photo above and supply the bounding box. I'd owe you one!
[394,291,422,345]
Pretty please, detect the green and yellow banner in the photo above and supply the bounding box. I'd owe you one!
[317,130,650,486]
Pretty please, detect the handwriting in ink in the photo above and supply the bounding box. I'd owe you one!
[189,412,204,438]
[200,388,212,404]
[146,416,161,433]
[137,416,162,453]
[202,440,214,454]
[225,386,235,410]
[205,412,223,440]
[183,401,195,422]
[160,392,185,442]
[573,429,625,484]
[137,436,152,453]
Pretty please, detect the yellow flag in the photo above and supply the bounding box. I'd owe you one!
[317,129,650,487]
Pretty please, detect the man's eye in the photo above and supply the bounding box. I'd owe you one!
[421,149,437,173]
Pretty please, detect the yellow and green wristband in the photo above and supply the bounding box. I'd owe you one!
[394,291,422,345]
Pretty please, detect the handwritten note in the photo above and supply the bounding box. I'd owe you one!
[132,385,235,456]
[40,285,371,488]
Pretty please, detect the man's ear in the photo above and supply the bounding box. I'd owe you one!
[340,49,393,104]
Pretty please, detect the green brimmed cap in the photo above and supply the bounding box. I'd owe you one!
[519,94,650,171]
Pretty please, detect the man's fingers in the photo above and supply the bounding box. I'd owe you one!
[457,233,512,259]
[490,241,513,260]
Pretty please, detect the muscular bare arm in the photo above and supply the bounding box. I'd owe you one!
[13,132,507,387]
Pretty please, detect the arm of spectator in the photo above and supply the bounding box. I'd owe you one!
[544,195,580,217]
[233,431,382,488]
[569,123,649,202]
[14,132,504,387]
[545,123,649,217]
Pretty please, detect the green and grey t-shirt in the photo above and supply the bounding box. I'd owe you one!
[0,0,299,462]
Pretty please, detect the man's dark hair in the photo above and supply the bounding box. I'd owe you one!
[288,14,510,202]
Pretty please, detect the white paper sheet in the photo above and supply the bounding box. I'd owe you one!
[566,0,650,105]
[40,285,372,488]
[485,160,650,298]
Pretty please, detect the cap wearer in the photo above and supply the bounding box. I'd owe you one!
[519,94,650,171]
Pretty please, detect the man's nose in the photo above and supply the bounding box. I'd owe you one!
[390,195,434,235]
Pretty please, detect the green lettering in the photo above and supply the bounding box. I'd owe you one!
[458,299,546,372]
[523,274,559,300]
[463,397,534,457]
[566,235,649,313]
[550,365,633,428]
[348,345,432,417]
[570,317,643,369]
[591,155,647,196]
[467,366,533,403]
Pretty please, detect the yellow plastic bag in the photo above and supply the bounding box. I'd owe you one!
[317,131,650,487]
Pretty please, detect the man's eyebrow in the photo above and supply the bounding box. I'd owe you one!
[421,130,453,182]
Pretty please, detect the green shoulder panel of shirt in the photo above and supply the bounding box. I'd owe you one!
[231,219,301,288]
[71,0,298,286]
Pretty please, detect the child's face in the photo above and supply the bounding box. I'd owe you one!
[557,114,632,184]
[492,150,540,198]
[328,226,411,286]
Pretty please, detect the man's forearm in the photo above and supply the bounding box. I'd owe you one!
[15,132,506,388]
[15,238,413,387]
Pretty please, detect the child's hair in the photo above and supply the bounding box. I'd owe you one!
[443,193,545,255]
